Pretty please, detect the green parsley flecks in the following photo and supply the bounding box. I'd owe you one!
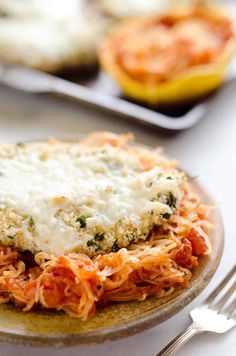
[76,215,87,228]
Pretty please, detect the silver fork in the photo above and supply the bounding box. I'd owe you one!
[157,265,236,356]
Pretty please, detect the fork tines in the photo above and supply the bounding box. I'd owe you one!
[204,265,236,319]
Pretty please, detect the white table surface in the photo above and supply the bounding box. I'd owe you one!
[0,77,235,356]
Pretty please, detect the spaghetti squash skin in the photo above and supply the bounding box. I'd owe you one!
[99,2,236,104]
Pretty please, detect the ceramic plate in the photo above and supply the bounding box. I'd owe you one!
[0,139,224,347]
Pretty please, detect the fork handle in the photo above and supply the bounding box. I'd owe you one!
[156,324,205,356]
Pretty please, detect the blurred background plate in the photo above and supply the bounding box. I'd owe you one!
[0,0,235,131]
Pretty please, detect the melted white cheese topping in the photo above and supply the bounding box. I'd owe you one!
[0,143,184,255]
[0,0,109,70]
[98,0,170,19]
